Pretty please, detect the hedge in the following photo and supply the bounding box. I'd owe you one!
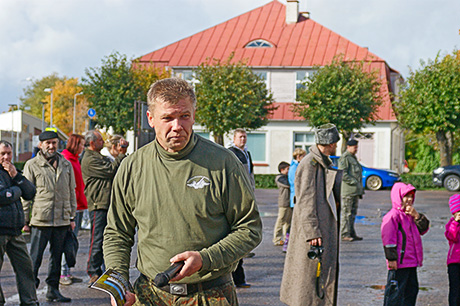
[255,173,440,190]
[255,174,278,189]
[400,173,439,190]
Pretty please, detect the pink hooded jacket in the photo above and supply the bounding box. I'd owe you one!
[381,183,430,270]
[445,217,460,265]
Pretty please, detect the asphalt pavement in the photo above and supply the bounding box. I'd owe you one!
[0,189,455,305]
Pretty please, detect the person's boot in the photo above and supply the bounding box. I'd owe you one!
[46,286,71,303]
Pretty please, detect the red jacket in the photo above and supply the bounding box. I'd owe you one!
[62,149,87,211]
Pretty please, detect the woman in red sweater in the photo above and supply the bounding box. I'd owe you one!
[60,134,87,285]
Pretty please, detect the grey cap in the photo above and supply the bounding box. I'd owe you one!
[315,123,340,145]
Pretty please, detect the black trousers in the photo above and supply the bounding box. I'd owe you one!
[231,259,246,285]
[87,209,107,277]
[384,267,418,306]
[448,263,460,306]
[30,226,68,289]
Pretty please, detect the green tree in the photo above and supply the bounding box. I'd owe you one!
[395,50,460,166]
[294,55,384,152]
[82,52,169,133]
[194,55,275,145]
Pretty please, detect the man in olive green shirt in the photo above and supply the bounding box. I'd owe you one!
[338,139,364,241]
[103,78,262,306]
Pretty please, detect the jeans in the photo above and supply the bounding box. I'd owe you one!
[384,268,418,306]
[87,209,108,277]
[30,226,68,289]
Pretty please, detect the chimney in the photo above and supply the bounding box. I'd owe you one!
[286,0,299,24]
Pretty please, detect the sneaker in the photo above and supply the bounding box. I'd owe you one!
[273,241,284,246]
[59,275,72,286]
[352,236,363,241]
[235,282,251,288]
[341,236,356,242]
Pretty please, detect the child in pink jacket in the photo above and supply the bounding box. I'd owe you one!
[445,194,460,306]
[381,183,430,306]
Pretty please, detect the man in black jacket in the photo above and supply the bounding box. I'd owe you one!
[0,140,38,306]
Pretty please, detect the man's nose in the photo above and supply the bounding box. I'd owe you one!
[171,119,183,131]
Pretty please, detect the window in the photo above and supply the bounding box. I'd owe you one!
[254,71,269,90]
[245,39,273,48]
[296,70,316,100]
[174,70,197,86]
[246,133,266,162]
[294,132,315,152]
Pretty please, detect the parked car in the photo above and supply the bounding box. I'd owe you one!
[432,165,460,191]
[330,156,400,191]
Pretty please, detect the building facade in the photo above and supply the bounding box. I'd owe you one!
[137,0,405,174]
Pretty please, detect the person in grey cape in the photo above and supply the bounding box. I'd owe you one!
[280,123,342,306]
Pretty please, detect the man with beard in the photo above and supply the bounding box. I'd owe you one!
[22,131,76,303]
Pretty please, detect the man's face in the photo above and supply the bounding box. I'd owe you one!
[324,143,337,156]
[91,132,104,152]
[147,98,195,153]
[0,144,13,164]
[347,145,358,155]
[41,138,59,157]
[234,132,247,150]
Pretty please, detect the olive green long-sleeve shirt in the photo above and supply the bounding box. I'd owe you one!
[103,134,262,283]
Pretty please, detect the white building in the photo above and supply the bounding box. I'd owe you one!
[137,0,405,173]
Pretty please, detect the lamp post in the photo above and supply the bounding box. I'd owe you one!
[73,92,83,134]
[44,88,53,127]
[40,101,48,131]
[8,104,18,162]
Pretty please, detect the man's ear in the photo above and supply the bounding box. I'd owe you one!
[146,110,154,128]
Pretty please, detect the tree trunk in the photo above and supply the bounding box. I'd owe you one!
[341,131,352,154]
[436,130,452,166]
[214,134,224,146]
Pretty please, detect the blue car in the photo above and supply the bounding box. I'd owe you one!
[330,156,400,191]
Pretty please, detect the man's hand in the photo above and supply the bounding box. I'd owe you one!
[111,291,136,306]
[70,221,76,231]
[309,237,322,246]
[388,260,397,270]
[405,206,420,219]
[117,139,129,155]
[168,251,203,282]
[2,161,17,178]
[22,225,30,233]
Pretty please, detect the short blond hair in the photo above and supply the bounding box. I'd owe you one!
[147,78,196,112]
[293,148,307,159]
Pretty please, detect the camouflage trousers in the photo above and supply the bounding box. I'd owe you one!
[340,195,359,238]
[133,274,238,306]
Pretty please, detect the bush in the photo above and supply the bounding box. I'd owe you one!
[255,174,277,189]
[400,173,439,190]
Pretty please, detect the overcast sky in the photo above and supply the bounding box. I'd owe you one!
[0,0,458,113]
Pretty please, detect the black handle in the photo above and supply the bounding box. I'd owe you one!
[153,261,185,287]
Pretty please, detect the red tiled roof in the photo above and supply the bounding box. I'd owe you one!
[138,0,397,121]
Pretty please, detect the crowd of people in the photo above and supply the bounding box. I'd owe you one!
[0,77,459,306]
[0,129,129,305]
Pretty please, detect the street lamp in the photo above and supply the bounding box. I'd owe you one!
[73,92,83,134]
[8,104,18,162]
[40,101,48,132]
[44,88,53,127]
